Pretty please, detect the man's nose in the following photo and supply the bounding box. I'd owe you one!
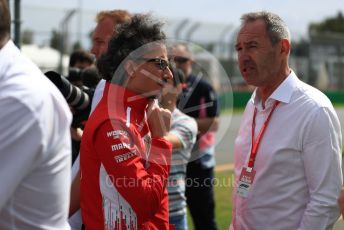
[90,46,98,58]
[238,50,251,62]
[163,68,173,80]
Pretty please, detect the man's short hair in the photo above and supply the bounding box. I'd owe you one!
[69,50,94,67]
[240,11,290,45]
[96,10,131,27]
[97,14,166,82]
[0,0,11,42]
[171,43,193,60]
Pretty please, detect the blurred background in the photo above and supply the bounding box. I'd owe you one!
[8,0,344,96]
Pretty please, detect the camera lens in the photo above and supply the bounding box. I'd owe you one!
[65,84,90,110]
[45,71,90,111]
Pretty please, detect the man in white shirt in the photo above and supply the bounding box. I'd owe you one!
[231,11,342,230]
[0,1,72,229]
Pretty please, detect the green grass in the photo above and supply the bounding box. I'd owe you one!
[221,107,244,115]
[187,170,233,230]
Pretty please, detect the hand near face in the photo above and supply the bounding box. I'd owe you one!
[146,99,171,138]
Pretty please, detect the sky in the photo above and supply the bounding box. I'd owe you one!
[15,0,344,49]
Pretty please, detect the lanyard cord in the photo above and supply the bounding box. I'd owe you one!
[248,101,280,168]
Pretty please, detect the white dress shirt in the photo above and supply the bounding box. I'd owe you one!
[231,71,342,230]
[0,40,72,229]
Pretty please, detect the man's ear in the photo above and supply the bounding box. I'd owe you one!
[124,60,136,78]
[280,39,290,56]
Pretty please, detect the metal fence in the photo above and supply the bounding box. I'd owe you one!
[17,4,344,91]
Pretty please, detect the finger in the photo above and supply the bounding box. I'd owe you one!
[158,110,171,135]
[147,99,159,112]
[147,99,154,112]
[147,99,157,117]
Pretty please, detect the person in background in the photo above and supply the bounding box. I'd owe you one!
[69,49,95,70]
[80,14,173,229]
[68,9,131,230]
[67,66,101,164]
[0,0,72,229]
[161,67,198,230]
[68,49,95,87]
[172,43,219,230]
[231,11,342,230]
[90,10,131,110]
[80,67,101,89]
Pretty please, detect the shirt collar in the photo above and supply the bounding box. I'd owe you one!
[0,40,16,79]
[252,70,299,107]
[104,81,149,113]
[0,39,13,56]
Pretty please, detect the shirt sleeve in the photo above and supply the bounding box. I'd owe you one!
[170,117,198,154]
[299,106,342,229]
[94,119,172,220]
[0,97,42,210]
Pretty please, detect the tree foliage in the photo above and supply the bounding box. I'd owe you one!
[21,29,34,44]
[50,29,62,50]
[309,11,344,34]
[72,41,82,51]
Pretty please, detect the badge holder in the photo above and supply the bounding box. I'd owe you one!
[237,167,256,198]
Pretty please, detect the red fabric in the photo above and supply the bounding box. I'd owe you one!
[248,101,280,168]
[80,82,172,230]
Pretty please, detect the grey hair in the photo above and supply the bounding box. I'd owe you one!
[240,11,290,45]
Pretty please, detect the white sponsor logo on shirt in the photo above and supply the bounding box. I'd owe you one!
[111,142,131,151]
[107,130,129,139]
[114,150,137,163]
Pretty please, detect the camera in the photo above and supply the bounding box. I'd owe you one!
[45,70,95,128]
[68,67,100,89]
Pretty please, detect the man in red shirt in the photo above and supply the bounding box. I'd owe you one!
[68,10,131,230]
[80,14,174,229]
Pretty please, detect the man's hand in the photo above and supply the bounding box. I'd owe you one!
[338,188,344,219]
[70,127,83,141]
[147,99,171,138]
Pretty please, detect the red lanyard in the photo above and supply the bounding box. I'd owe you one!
[248,100,280,168]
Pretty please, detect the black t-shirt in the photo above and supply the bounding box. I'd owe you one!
[177,75,219,118]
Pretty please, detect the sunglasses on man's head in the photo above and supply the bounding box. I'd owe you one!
[173,56,189,63]
[137,57,169,70]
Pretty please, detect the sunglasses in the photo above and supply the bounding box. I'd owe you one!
[173,56,189,63]
[137,57,169,70]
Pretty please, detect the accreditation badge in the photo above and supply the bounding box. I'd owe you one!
[237,167,256,198]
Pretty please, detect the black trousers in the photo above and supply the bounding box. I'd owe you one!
[185,161,218,230]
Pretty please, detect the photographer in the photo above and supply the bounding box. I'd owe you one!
[69,49,94,70]
[45,68,100,162]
